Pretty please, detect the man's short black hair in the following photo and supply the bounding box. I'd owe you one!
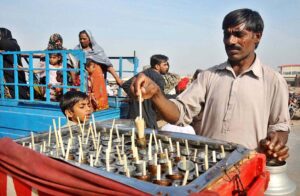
[150,54,169,68]
[222,8,264,34]
[59,91,89,115]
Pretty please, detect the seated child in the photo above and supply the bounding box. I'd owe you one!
[59,91,93,126]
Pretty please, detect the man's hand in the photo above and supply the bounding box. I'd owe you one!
[129,73,180,123]
[259,131,289,161]
[130,73,161,100]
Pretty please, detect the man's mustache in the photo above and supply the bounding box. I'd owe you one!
[225,45,242,50]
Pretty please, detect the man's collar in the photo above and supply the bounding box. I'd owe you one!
[250,57,263,78]
[217,57,262,78]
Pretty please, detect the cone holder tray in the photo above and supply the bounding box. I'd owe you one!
[15,119,251,196]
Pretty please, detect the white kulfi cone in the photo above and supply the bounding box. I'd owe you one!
[135,117,145,139]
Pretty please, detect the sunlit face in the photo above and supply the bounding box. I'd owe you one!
[66,99,93,123]
[49,54,61,65]
[55,39,62,48]
[157,61,169,75]
[79,33,91,49]
[223,23,261,63]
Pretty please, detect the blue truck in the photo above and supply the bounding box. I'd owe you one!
[0,49,138,139]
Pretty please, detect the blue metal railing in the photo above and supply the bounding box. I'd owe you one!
[109,56,139,97]
[0,50,139,104]
[0,50,86,104]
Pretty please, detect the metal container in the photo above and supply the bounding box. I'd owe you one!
[265,162,296,196]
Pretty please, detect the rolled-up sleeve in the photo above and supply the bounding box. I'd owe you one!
[267,73,291,133]
[170,72,207,126]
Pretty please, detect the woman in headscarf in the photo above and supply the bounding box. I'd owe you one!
[46,33,78,69]
[74,30,123,110]
[74,30,123,86]
[0,27,29,99]
[46,33,65,50]
[37,34,66,86]
[35,33,78,89]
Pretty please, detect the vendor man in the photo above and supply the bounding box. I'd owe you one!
[129,8,290,162]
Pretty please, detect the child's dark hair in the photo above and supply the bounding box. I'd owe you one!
[56,70,63,83]
[49,53,62,64]
[59,91,89,115]
[49,45,63,59]
[56,70,63,77]
[85,58,94,69]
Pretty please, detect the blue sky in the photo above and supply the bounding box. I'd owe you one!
[1,0,300,76]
